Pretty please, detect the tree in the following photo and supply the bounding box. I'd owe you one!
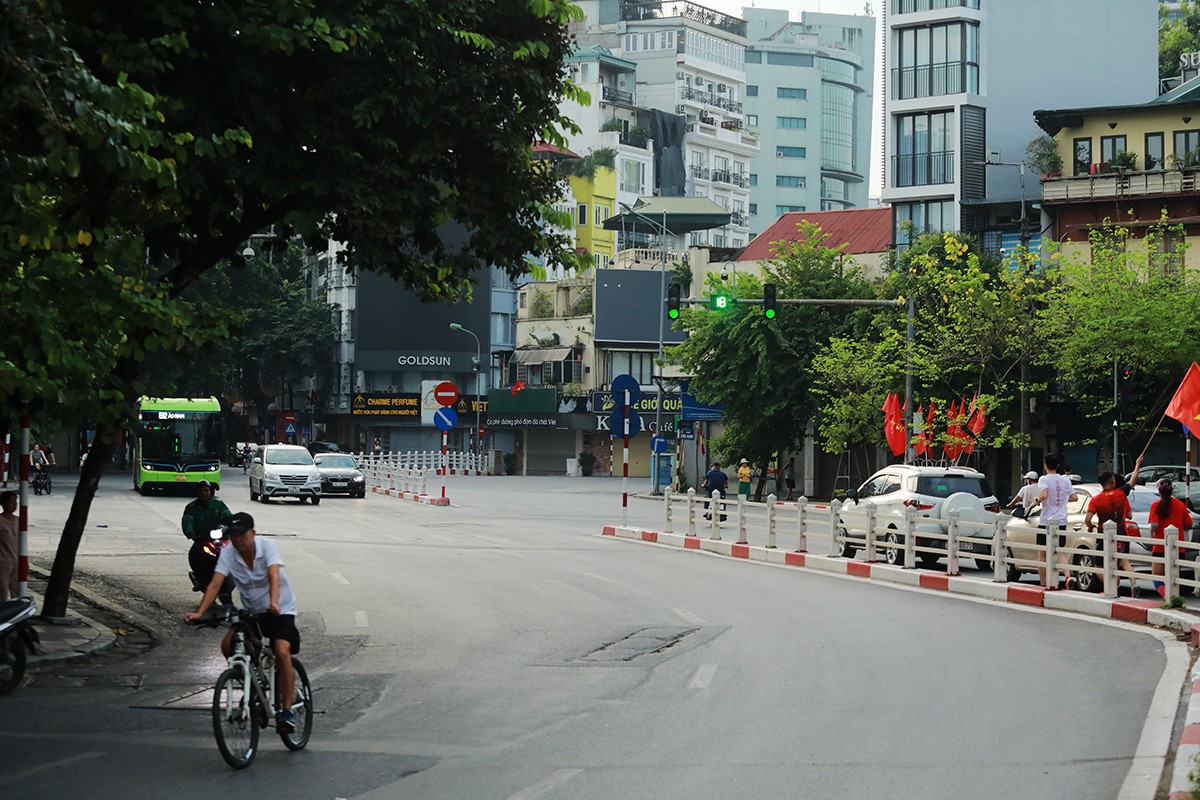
[669,222,874,488]
[1160,1,1200,85]
[1,0,585,615]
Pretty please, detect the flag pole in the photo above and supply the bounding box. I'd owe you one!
[1138,407,1170,460]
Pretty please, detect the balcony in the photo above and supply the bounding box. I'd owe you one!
[892,151,955,188]
[891,62,976,100]
[690,164,711,180]
[1041,169,1200,203]
[620,0,747,38]
[893,0,980,13]
[679,86,743,115]
[729,211,748,227]
[602,85,634,105]
[711,168,732,185]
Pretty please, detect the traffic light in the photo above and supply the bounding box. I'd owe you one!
[763,283,777,319]
[667,283,681,320]
[710,293,731,311]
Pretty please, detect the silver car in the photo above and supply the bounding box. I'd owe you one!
[314,453,367,499]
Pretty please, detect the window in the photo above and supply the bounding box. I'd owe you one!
[518,292,528,309]
[746,114,758,127]
[777,87,807,99]
[894,0,980,13]
[1146,132,1165,170]
[893,20,980,99]
[749,173,758,186]
[776,205,805,214]
[777,146,807,158]
[776,176,806,188]
[606,351,654,385]
[577,204,587,226]
[1174,129,1200,165]
[746,85,759,96]
[1072,138,1092,176]
[749,203,757,215]
[620,159,645,194]
[894,111,954,186]
[1100,135,1127,166]
[777,116,807,129]
[893,199,954,249]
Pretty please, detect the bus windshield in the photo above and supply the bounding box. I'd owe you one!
[140,415,222,460]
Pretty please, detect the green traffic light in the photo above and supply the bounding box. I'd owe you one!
[668,308,680,320]
[765,308,775,319]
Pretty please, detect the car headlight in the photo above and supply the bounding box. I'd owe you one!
[352,475,364,482]
[143,464,155,471]
[265,471,278,481]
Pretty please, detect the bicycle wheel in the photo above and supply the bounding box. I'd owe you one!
[212,668,259,769]
[0,637,27,695]
[277,657,313,750]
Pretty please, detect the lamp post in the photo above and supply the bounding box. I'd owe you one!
[719,260,738,300]
[619,202,671,495]
[449,323,482,459]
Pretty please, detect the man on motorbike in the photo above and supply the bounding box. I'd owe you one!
[182,481,232,591]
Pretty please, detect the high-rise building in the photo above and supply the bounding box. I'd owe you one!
[881,0,1158,252]
[743,8,876,235]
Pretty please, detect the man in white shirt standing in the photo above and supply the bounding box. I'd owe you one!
[186,511,300,732]
[1036,453,1078,587]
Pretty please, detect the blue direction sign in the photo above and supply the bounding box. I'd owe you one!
[650,434,668,454]
[610,374,641,405]
[433,407,458,432]
[609,407,642,437]
[284,423,297,435]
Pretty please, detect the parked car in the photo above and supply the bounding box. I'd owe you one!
[307,441,344,456]
[314,453,366,498]
[836,465,1000,568]
[1135,465,1200,509]
[249,444,322,504]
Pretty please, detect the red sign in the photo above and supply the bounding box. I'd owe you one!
[434,381,459,407]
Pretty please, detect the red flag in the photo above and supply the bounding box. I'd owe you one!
[883,392,905,457]
[945,400,962,460]
[959,396,976,455]
[913,403,927,457]
[511,380,526,396]
[1166,363,1200,435]
[967,394,987,437]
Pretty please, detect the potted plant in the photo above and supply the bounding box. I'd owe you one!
[578,451,597,477]
[503,452,517,475]
[1108,150,1138,171]
[1024,133,1064,178]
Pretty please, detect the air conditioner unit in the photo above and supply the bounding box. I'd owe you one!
[676,104,687,114]
[676,71,686,80]
[776,151,784,157]
[717,83,727,93]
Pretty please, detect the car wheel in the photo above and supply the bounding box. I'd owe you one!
[1004,549,1022,583]
[918,548,941,568]
[311,497,321,506]
[1072,550,1103,593]
[884,530,905,567]
[260,483,271,504]
[250,483,258,501]
[833,528,856,559]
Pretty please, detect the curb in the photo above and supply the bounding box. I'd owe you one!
[26,607,118,666]
[371,486,451,506]
[1172,660,1200,798]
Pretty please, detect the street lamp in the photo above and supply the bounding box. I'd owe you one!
[619,202,671,495]
[719,260,738,300]
[449,322,482,458]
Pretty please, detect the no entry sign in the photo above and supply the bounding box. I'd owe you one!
[434,381,459,407]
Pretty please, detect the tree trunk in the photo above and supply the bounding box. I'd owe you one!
[41,422,113,618]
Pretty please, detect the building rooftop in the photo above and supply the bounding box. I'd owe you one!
[739,207,892,262]
[1035,75,1200,136]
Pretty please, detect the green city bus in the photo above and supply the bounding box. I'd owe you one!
[133,397,225,494]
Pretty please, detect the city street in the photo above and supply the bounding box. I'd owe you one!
[2,469,1186,799]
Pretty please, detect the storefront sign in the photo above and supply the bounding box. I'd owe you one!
[484,415,560,428]
[351,393,420,418]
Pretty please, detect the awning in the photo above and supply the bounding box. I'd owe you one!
[511,347,573,363]
[603,196,731,235]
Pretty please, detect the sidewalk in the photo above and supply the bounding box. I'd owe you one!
[18,570,118,666]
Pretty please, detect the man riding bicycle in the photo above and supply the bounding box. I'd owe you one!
[185,512,300,732]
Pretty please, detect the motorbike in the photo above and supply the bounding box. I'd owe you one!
[188,526,235,605]
[0,596,39,695]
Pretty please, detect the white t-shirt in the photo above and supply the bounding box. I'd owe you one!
[215,536,297,616]
[1016,483,1040,508]
[1037,473,1075,526]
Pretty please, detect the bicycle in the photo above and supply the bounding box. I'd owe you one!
[194,605,313,769]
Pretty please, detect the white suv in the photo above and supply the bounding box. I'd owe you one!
[249,445,323,504]
[836,465,1000,567]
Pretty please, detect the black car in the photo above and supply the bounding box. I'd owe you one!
[313,453,366,498]
[307,441,343,456]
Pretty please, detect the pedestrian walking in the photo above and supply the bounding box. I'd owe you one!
[373,436,383,456]
[701,462,729,521]
[0,491,18,601]
[1036,453,1078,587]
[737,458,751,498]
[1149,478,1193,599]
[780,457,796,501]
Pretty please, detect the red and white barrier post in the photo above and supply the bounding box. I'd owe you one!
[621,389,630,526]
[19,403,30,598]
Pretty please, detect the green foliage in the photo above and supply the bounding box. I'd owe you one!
[1108,150,1138,170]
[1160,0,1200,83]
[669,222,874,465]
[530,289,555,319]
[671,258,693,291]
[1025,134,1064,175]
[601,117,625,132]
[558,147,618,179]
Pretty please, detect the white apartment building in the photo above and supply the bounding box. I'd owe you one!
[572,0,759,249]
[743,8,876,235]
[881,0,1158,251]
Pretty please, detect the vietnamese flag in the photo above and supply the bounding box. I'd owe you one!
[882,392,905,456]
[511,380,527,396]
[944,399,962,460]
[913,403,927,457]
[1166,363,1200,435]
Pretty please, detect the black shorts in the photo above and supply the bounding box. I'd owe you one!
[785,479,796,489]
[1036,525,1067,548]
[255,613,301,654]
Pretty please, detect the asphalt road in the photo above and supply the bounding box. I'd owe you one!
[1,468,1185,799]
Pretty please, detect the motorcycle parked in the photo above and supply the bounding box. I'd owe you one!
[188,527,234,605]
[0,597,39,695]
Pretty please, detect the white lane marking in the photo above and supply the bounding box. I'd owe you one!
[504,768,583,800]
[575,570,618,584]
[673,607,705,624]
[382,533,404,543]
[1121,634,1190,800]
[330,572,350,585]
[689,663,719,689]
[495,550,529,559]
[354,611,369,628]
[10,752,105,781]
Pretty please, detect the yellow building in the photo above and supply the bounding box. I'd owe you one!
[569,166,617,270]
